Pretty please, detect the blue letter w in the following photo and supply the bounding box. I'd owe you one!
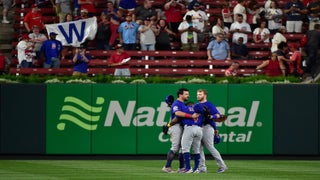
[58,21,86,43]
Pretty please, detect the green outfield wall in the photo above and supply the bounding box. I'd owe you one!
[0,84,319,155]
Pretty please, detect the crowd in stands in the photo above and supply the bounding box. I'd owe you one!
[1,0,320,81]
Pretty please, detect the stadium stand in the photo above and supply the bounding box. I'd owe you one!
[7,0,308,77]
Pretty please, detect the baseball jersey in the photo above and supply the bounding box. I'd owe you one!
[171,100,188,121]
[194,102,219,130]
[118,21,139,44]
[181,105,199,126]
[40,39,63,64]
[230,21,251,44]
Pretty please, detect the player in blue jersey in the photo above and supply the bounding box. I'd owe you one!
[195,89,228,173]
[180,101,204,173]
[162,88,198,173]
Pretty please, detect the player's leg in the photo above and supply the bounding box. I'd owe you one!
[181,126,193,172]
[199,125,210,172]
[202,125,227,172]
[199,143,207,172]
[191,126,203,172]
[162,124,182,173]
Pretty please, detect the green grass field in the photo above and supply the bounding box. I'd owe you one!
[0,159,319,180]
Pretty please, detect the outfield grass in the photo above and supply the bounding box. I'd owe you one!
[0,159,319,180]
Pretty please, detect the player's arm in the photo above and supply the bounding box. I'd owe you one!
[167,117,180,127]
[175,111,198,119]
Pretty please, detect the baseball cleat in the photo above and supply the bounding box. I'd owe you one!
[217,166,228,173]
[177,168,185,173]
[182,169,193,173]
[193,169,200,173]
[162,166,175,173]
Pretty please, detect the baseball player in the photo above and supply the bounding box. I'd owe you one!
[196,89,228,173]
[162,88,198,173]
[180,101,203,173]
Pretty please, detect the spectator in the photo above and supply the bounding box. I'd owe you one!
[276,42,291,76]
[233,0,247,22]
[183,2,208,42]
[0,52,10,74]
[221,0,233,29]
[17,34,35,68]
[253,20,270,43]
[178,15,201,51]
[271,26,287,52]
[109,44,131,77]
[188,0,205,11]
[78,0,96,17]
[55,0,73,23]
[79,8,89,19]
[303,24,320,82]
[96,13,111,50]
[1,0,12,23]
[230,14,252,44]
[211,17,230,40]
[118,0,136,17]
[103,1,121,47]
[207,33,231,60]
[40,32,63,68]
[265,0,283,34]
[264,0,272,9]
[156,19,176,50]
[118,13,140,50]
[135,0,158,24]
[28,25,47,61]
[225,61,240,76]
[231,37,249,60]
[65,12,74,22]
[24,4,45,33]
[139,17,159,59]
[164,0,185,34]
[256,52,282,76]
[288,43,304,75]
[72,45,91,76]
[246,0,261,30]
[283,0,307,33]
[73,0,80,17]
[307,0,320,30]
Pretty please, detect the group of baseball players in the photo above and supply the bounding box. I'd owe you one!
[161,88,228,174]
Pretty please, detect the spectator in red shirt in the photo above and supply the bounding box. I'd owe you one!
[225,61,240,76]
[256,52,282,76]
[24,4,45,33]
[164,0,185,34]
[78,0,96,17]
[109,44,131,77]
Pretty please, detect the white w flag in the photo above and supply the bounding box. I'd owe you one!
[45,17,98,47]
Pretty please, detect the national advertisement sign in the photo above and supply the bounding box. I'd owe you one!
[46,84,273,154]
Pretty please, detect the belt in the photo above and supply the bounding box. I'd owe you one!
[185,124,201,127]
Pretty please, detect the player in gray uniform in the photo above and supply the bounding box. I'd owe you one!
[196,89,228,173]
[162,88,198,173]
[180,102,205,173]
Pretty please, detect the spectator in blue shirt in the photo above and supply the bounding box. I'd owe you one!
[72,44,91,76]
[207,33,231,60]
[283,0,307,33]
[40,32,63,68]
[118,13,140,50]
